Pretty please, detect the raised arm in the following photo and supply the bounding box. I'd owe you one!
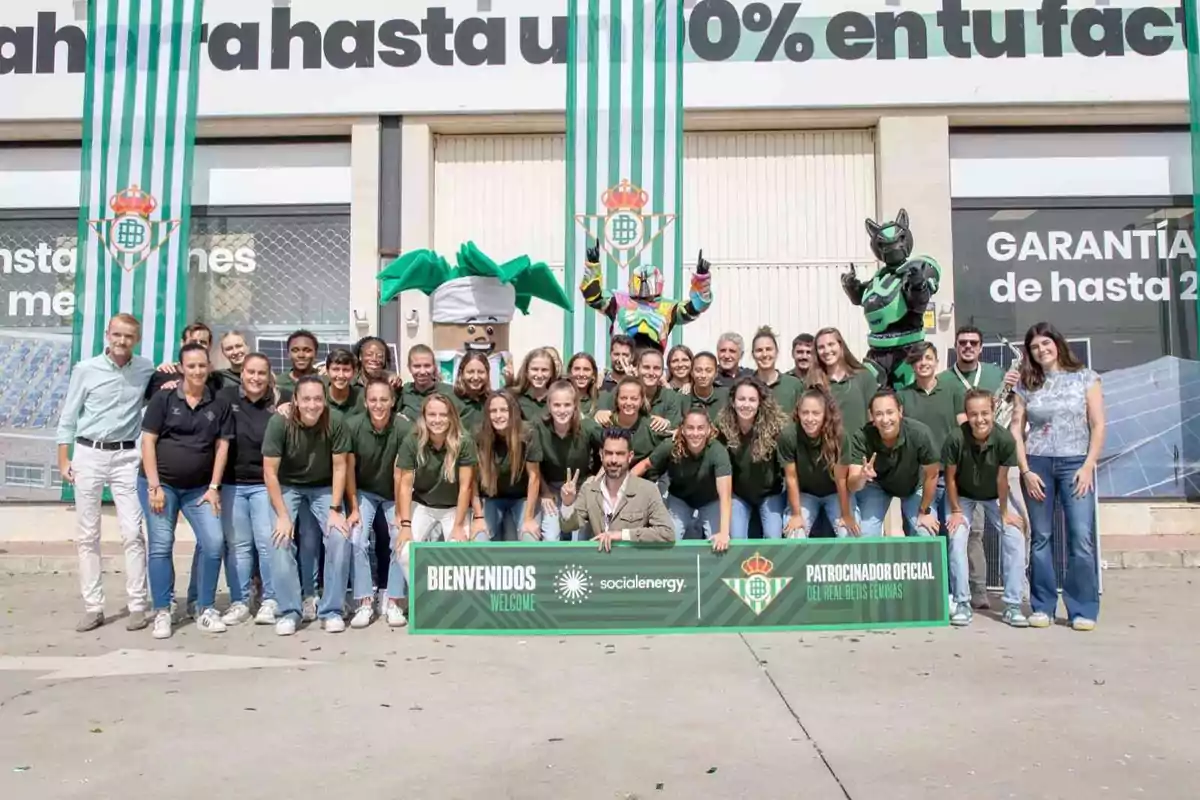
[668,251,713,325]
[580,241,616,316]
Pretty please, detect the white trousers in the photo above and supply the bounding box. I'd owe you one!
[397,504,481,578]
[72,445,149,614]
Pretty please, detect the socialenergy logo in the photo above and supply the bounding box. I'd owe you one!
[2,244,257,319]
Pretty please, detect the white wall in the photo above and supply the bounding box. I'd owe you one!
[0,142,353,208]
[950,131,1190,199]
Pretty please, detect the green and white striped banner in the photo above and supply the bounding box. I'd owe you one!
[72,0,205,366]
[564,0,685,363]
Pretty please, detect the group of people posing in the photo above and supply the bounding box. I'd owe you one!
[57,313,1105,640]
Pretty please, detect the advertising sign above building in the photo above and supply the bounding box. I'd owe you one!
[0,0,1187,120]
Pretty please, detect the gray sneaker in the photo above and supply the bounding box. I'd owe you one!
[1002,605,1030,628]
[126,610,149,631]
[76,611,104,632]
[950,602,973,627]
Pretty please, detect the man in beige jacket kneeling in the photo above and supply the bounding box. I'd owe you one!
[559,428,674,551]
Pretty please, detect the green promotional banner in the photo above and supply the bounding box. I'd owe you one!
[410,538,949,635]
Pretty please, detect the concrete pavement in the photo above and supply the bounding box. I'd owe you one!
[0,569,1195,799]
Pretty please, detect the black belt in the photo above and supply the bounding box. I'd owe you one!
[76,437,137,451]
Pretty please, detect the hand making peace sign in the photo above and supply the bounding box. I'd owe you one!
[559,468,582,507]
[861,453,878,482]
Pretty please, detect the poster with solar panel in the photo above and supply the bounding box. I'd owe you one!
[951,202,1199,500]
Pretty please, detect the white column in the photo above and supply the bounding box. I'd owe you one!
[350,118,382,338]
[398,121,435,370]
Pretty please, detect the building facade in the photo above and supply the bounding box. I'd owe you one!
[0,0,1193,534]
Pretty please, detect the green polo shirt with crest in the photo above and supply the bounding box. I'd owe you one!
[942,423,1018,501]
[848,418,939,498]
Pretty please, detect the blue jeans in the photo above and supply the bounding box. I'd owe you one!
[950,497,1025,607]
[666,495,728,541]
[297,497,320,598]
[731,493,786,539]
[540,483,584,541]
[484,497,530,541]
[355,491,393,601]
[798,492,857,537]
[220,484,273,603]
[138,477,225,611]
[857,483,935,537]
[268,486,352,622]
[1024,455,1100,622]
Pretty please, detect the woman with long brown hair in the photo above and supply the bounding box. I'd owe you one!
[1011,321,1105,631]
[471,391,544,540]
[511,347,559,422]
[534,381,604,541]
[632,408,732,551]
[807,326,877,434]
[453,350,492,431]
[262,375,353,635]
[780,387,855,537]
[717,376,788,539]
[566,352,601,415]
[395,394,478,578]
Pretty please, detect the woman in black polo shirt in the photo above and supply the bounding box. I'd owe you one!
[216,330,248,389]
[139,342,233,640]
[717,376,787,539]
[511,347,559,422]
[344,378,412,629]
[452,351,491,431]
[633,408,733,550]
[471,392,544,541]
[262,376,354,636]
[218,353,289,627]
[395,394,478,578]
[535,381,603,541]
[780,387,855,538]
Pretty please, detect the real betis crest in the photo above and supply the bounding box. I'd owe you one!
[576,178,675,268]
[91,185,180,272]
[723,552,792,616]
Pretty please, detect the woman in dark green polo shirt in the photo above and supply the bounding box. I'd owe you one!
[395,394,478,579]
[846,390,941,538]
[262,376,353,636]
[780,387,855,538]
[596,349,681,430]
[808,327,877,434]
[511,347,559,422]
[325,348,364,417]
[344,378,412,629]
[666,344,693,394]
[717,376,788,539]
[688,352,728,423]
[595,377,671,463]
[566,352,601,416]
[750,326,805,416]
[633,408,733,551]
[452,351,491,431]
[535,381,604,541]
[354,335,404,391]
[471,391,544,541]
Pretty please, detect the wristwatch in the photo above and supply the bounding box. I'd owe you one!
[209,483,220,491]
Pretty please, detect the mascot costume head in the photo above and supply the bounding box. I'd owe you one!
[377,242,572,388]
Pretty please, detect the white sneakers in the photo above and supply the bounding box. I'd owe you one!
[323,615,346,633]
[385,600,408,628]
[152,609,173,639]
[196,608,228,634]
[222,602,252,626]
[351,604,373,629]
[254,599,278,625]
[275,616,297,636]
[301,596,318,622]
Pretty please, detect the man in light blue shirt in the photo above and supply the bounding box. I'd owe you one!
[57,313,156,632]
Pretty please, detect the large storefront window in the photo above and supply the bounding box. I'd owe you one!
[952,199,1199,500]
[0,207,350,502]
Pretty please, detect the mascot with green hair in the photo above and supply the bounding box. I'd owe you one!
[378,242,573,387]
